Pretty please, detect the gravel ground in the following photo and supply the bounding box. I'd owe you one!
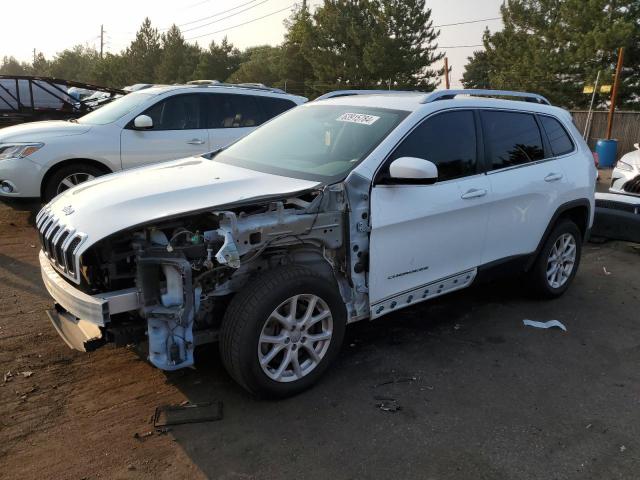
[1,195,638,480]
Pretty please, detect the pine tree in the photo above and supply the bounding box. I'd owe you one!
[194,37,242,82]
[364,0,444,89]
[462,0,639,108]
[155,25,199,84]
[125,18,162,83]
[281,1,316,96]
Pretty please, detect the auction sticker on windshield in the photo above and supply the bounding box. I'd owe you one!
[337,113,380,125]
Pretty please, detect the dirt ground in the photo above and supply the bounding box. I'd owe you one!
[1,191,639,480]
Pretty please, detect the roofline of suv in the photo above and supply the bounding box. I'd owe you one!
[422,89,551,105]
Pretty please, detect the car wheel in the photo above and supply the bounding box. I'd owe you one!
[220,265,346,398]
[529,220,582,298]
[43,163,106,202]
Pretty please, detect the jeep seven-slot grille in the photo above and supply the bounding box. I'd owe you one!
[35,209,85,282]
[623,175,640,194]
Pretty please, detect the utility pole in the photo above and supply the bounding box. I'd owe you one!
[100,24,104,59]
[583,70,600,140]
[443,57,450,89]
[33,48,36,65]
[606,47,624,140]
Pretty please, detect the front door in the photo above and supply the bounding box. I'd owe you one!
[369,110,491,315]
[121,93,210,169]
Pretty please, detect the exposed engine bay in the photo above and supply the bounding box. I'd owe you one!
[71,175,371,371]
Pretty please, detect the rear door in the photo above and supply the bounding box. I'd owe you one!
[120,93,210,169]
[480,109,569,264]
[206,93,264,151]
[368,110,491,311]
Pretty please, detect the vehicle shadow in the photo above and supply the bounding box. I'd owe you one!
[0,253,46,297]
[159,279,530,479]
[0,198,42,227]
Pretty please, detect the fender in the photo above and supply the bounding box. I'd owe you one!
[526,198,591,271]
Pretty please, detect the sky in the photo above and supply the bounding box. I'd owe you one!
[1,0,504,86]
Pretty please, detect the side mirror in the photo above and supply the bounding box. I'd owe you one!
[133,115,153,129]
[388,157,438,184]
[634,143,639,150]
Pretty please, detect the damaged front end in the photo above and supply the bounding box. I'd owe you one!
[42,180,370,371]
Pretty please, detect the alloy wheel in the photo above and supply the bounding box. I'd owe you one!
[546,233,577,289]
[56,173,95,194]
[258,294,333,383]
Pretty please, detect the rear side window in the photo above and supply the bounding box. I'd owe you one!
[481,110,544,170]
[259,97,296,120]
[143,94,204,130]
[207,94,263,128]
[540,115,574,157]
[389,110,477,182]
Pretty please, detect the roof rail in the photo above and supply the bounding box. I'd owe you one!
[422,89,551,105]
[315,89,422,101]
[191,82,287,94]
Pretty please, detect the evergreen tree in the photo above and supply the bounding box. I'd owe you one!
[155,25,199,84]
[227,46,283,85]
[125,18,162,83]
[194,37,242,81]
[462,0,639,108]
[281,2,316,95]
[364,0,444,89]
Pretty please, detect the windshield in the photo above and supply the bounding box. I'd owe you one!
[213,104,408,182]
[77,92,154,125]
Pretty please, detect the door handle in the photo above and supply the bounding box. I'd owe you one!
[461,188,487,200]
[187,139,205,145]
[545,173,563,182]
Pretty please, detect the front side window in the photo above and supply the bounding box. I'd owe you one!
[143,94,204,130]
[481,110,544,170]
[213,104,408,182]
[388,110,477,182]
[540,115,574,157]
[207,94,263,128]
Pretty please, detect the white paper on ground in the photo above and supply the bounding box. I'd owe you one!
[523,319,567,332]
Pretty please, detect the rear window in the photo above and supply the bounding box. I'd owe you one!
[259,97,297,119]
[481,110,545,170]
[207,94,263,128]
[540,115,574,157]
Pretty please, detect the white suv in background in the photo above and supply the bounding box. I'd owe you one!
[38,89,595,397]
[0,85,306,201]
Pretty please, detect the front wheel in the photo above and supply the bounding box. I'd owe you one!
[529,220,582,298]
[43,163,106,202]
[219,266,346,398]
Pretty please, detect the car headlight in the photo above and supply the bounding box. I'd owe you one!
[615,160,634,172]
[0,143,44,160]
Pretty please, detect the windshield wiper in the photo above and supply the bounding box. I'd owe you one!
[67,118,78,123]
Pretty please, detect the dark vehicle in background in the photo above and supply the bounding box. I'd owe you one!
[0,75,125,128]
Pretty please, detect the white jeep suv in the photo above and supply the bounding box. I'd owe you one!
[37,89,595,397]
[0,84,306,201]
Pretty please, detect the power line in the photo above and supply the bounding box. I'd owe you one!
[185,4,294,41]
[182,0,270,33]
[434,17,501,28]
[161,0,260,30]
[437,44,484,49]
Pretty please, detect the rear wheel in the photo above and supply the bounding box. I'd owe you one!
[529,220,582,298]
[220,265,346,398]
[43,163,106,202]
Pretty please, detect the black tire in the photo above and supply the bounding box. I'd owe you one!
[220,265,346,398]
[529,219,582,298]
[43,163,107,202]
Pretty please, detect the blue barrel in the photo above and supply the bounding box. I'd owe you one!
[595,139,618,168]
